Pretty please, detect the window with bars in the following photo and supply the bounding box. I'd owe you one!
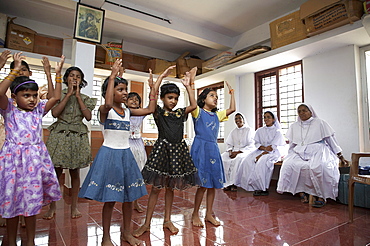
[91,77,104,126]
[0,65,104,127]
[255,61,303,135]
[197,82,225,141]
[143,81,187,133]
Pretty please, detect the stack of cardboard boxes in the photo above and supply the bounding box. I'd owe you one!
[5,17,64,57]
[270,0,364,49]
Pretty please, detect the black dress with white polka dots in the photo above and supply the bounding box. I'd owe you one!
[141,106,199,190]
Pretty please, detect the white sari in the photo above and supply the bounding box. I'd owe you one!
[276,104,341,200]
[221,113,255,187]
[236,113,285,191]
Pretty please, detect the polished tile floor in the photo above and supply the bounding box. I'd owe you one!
[1,180,369,246]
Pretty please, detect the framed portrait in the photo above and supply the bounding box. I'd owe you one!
[73,3,105,44]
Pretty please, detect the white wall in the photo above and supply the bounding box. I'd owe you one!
[302,45,361,157]
[9,16,180,62]
[231,45,361,158]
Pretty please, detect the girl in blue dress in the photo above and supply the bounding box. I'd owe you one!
[191,82,235,227]
[78,60,162,246]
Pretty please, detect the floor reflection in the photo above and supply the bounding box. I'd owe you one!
[1,181,369,245]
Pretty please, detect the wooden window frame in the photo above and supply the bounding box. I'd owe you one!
[255,61,303,129]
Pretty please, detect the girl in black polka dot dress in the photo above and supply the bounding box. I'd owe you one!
[134,67,199,237]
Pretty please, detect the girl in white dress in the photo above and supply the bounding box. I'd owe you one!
[276,104,348,207]
[127,92,147,213]
[221,113,254,191]
[235,111,285,195]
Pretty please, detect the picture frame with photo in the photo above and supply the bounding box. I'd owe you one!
[73,3,105,44]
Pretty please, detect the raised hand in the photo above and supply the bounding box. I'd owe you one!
[148,68,154,88]
[0,50,11,70]
[225,81,234,94]
[118,65,125,77]
[111,59,122,77]
[188,67,197,80]
[55,55,65,75]
[181,71,191,87]
[12,52,26,70]
[41,57,51,75]
[161,65,175,78]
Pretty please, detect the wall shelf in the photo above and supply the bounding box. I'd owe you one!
[195,20,370,85]
[2,20,369,86]
[0,48,72,68]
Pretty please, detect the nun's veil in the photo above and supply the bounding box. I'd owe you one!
[297,103,317,122]
[264,111,281,129]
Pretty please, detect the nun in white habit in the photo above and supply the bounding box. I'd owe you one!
[235,111,285,195]
[221,113,255,191]
[276,104,348,207]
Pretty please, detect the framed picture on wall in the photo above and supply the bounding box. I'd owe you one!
[73,3,105,44]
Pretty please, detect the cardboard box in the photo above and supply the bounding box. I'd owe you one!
[186,58,203,75]
[270,11,307,50]
[122,52,150,72]
[6,18,36,52]
[0,13,7,48]
[300,0,363,37]
[146,58,176,77]
[202,51,235,70]
[33,34,63,57]
[95,45,106,64]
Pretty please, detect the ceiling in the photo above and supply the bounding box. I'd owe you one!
[0,0,309,58]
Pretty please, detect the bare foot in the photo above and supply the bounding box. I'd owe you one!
[0,216,6,226]
[20,216,26,227]
[101,237,114,246]
[132,224,150,237]
[191,214,204,227]
[133,200,144,213]
[205,215,220,226]
[43,208,56,220]
[122,230,142,245]
[163,221,179,234]
[71,208,82,219]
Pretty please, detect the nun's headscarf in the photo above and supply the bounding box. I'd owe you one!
[297,103,318,122]
[235,112,250,128]
[264,111,281,129]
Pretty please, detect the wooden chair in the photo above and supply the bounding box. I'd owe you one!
[349,153,370,222]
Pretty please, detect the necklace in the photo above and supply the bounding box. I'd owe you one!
[300,121,311,146]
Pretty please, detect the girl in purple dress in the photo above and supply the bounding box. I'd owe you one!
[0,52,63,246]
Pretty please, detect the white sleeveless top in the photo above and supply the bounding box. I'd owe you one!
[101,108,130,149]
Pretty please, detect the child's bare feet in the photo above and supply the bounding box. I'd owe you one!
[71,208,82,219]
[20,216,26,227]
[191,214,204,227]
[163,221,179,234]
[133,200,144,213]
[43,209,56,220]
[132,224,150,237]
[122,230,142,245]
[0,216,5,226]
[43,203,56,220]
[205,215,220,226]
[101,237,114,246]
